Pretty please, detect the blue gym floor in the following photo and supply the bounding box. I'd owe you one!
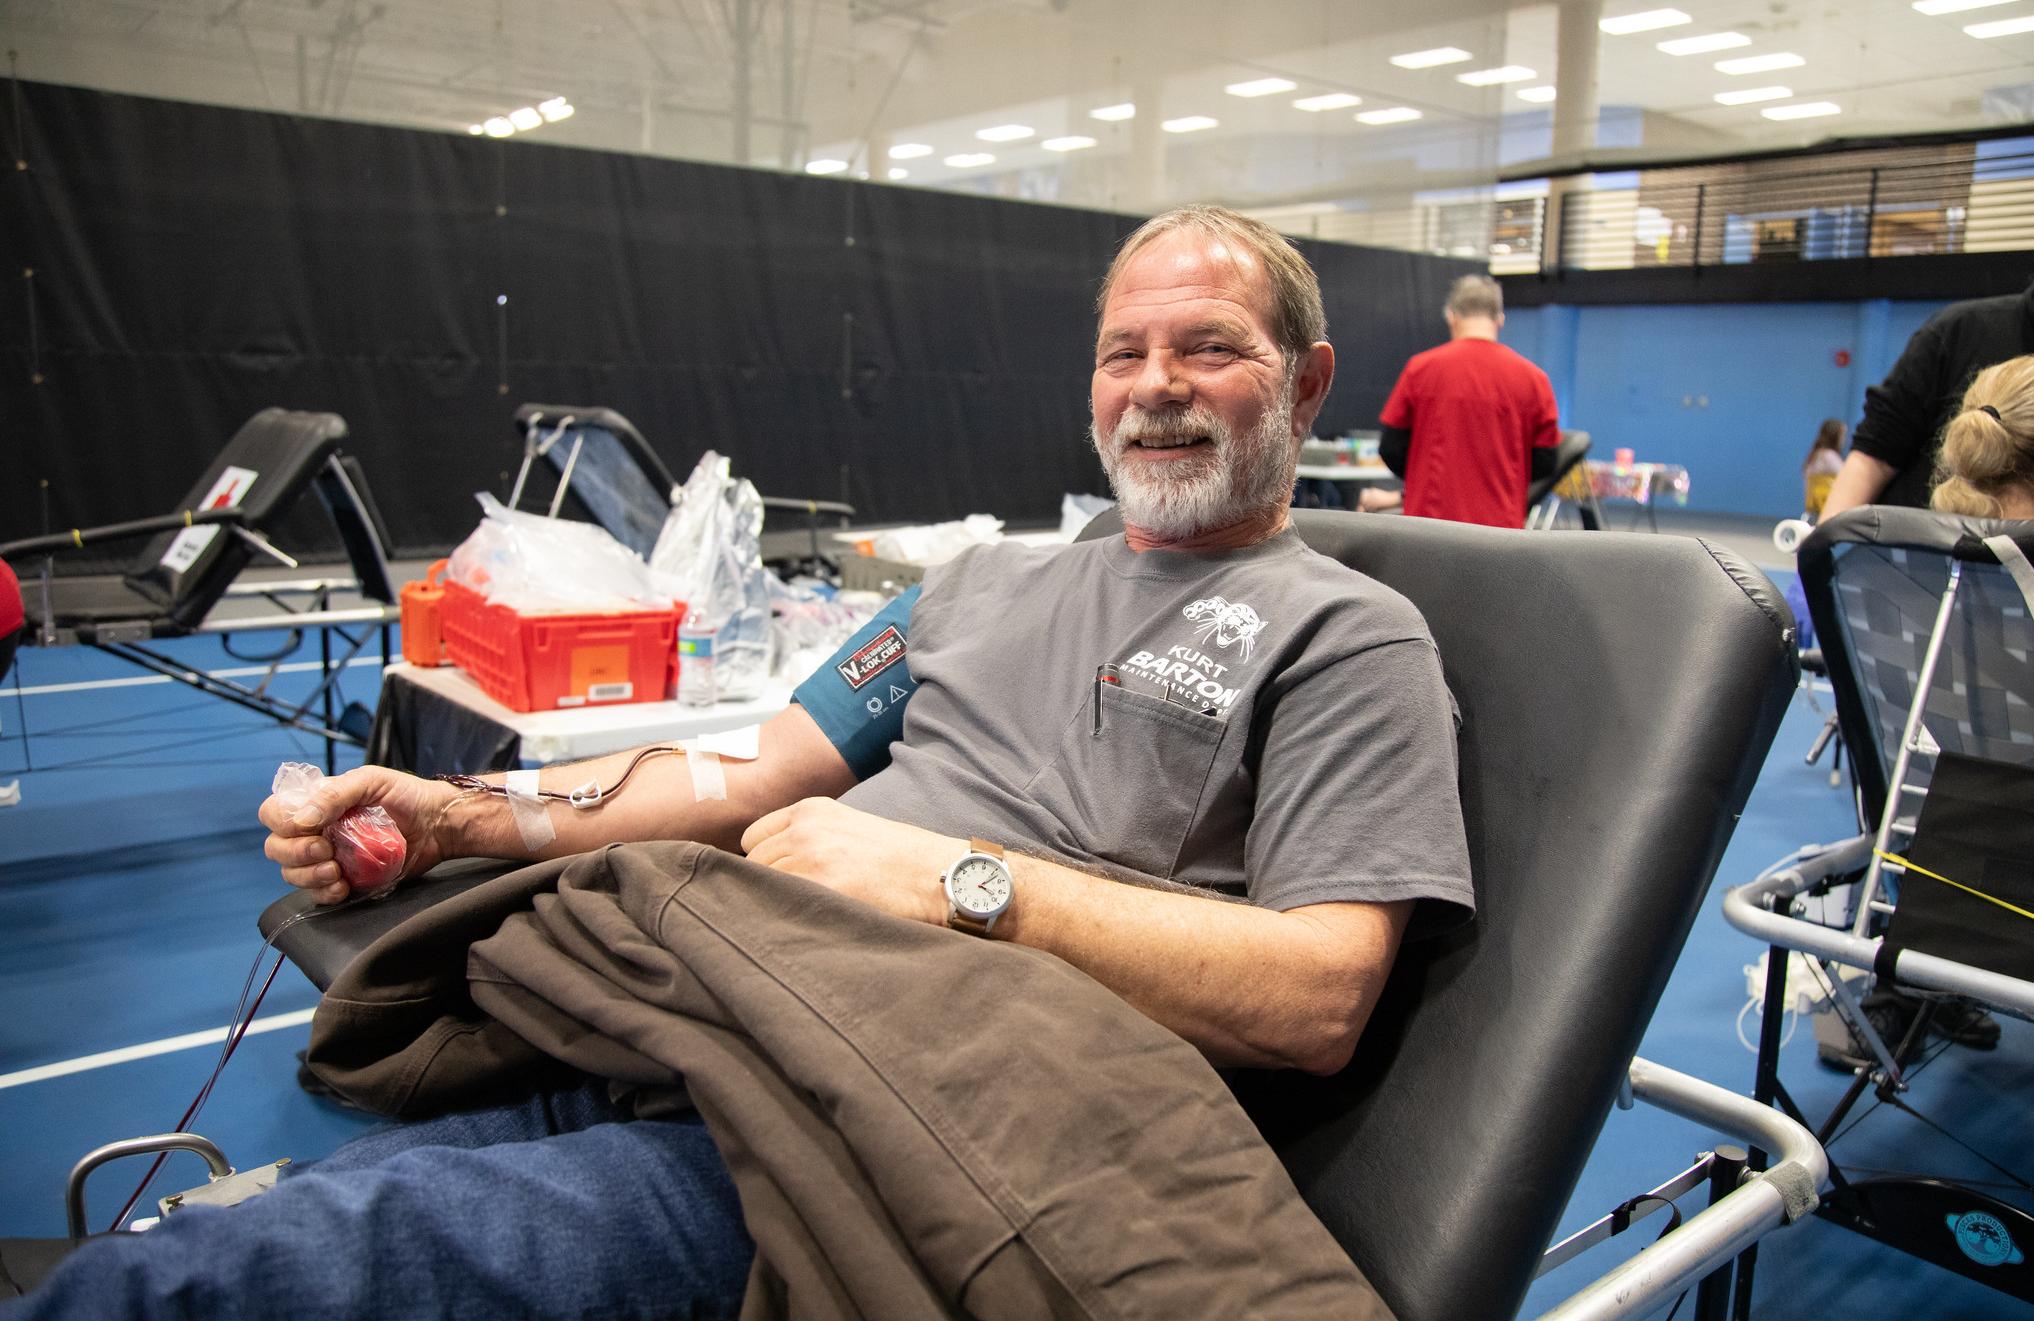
[2,594,2028,1318]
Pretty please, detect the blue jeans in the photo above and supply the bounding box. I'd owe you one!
[7,1082,753,1320]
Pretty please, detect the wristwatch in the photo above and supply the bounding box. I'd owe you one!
[942,839,1013,936]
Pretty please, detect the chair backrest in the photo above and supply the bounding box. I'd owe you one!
[1083,507,1796,1320]
[1527,429,1592,511]
[513,404,675,559]
[314,454,399,605]
[1798,505,2034,827]
[123,409,348,631]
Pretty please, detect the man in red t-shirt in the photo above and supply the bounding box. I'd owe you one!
[1366,275,1559,528]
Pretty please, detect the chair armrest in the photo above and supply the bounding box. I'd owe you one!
[1534,1057,1827,1321]
[0,508,247,560]
[258,857,524,992]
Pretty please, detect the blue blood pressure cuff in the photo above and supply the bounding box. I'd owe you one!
[793,585,921,781]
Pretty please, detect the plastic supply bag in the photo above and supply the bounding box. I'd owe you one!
[771,577,885,681]
[649,453,774,701]
[867,515,1004,567]
[270,763,406,897]
[447,493,672,613]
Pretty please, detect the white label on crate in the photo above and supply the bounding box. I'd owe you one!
[556,695,586,707]
[160,465,259,572]
[587,682,634,703]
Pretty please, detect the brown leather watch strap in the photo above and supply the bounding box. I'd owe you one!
[946,839,1008,936]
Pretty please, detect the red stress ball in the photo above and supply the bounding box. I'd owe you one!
[271,763,407,898]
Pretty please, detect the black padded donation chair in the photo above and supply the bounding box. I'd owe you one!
[1724,506,2034,1308]
[258,508,1811,1319]
[508,403,855,571]
[1526,430,1600,530]
[1,408,398,764]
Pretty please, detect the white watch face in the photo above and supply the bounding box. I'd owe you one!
[949,856,1011,916]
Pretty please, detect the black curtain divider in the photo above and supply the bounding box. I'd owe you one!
[1,78,1476,564]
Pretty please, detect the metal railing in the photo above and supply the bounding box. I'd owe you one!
[1553,144,2034,273]
[1257,137,2034,277]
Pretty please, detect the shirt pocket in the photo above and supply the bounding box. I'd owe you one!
[1024,683,1228,880]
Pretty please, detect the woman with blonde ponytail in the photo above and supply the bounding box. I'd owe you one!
[1931,355,2034,520]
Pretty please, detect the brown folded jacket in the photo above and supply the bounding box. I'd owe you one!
[304,841,1392,1320]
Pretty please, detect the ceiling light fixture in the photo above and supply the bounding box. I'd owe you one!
[467,124,486,135]
[1715,52,1806,74]
[538,97,574,122]
[1292,92,1363,111]
[805,159,849,175]
[483,116,515,137]
[1356,106,1424,124]
[943,152,996,168]
[1457,65,1536,85]
[1041,135,1097,151]
[1161,115,1219,133]
[1599,9,1692,34]
[1089,102,1136,121]
[1761,101,1842,120]
[508,106,543,132]
[1390,47,1473,69]
[887,167,910,180]
[1712,85,1793,104]
[1226,77,1298,97]
[888,143,933,159]
[1516,86,1557,103]
[1965,12,2034,35]
[976,124,1035,142]
[1656,31,1751,55]
[1912,0,2017,13]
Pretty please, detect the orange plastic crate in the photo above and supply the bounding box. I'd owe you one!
[440,578,683,712]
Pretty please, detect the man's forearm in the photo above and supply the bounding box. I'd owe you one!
[440,706,857,863]
[1820,450,1898,519]
[995,853,1409,1076]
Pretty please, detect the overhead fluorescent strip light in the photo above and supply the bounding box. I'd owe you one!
[1657,32,1751,55]
[1599,9,1691,35]
[1716,52,1806,74]
[1390,47,1473,69]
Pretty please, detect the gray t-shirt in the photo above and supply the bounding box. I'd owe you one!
[841,527,1474,936]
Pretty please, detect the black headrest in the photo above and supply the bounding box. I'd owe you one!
[1081,507,1796,1320]
[124,409,348,630]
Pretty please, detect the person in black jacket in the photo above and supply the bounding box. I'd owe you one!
[1823,277,2034,517]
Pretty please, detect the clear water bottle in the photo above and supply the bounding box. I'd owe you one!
[677,623,718,707]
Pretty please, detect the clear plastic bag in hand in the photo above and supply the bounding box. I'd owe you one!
[270,763,407,897]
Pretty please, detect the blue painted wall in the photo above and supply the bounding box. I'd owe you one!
[1500,298,1948,516]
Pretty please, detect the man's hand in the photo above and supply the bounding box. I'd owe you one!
[1358,487,1402,513]
[740,797,962,927]
[260,766,455,905]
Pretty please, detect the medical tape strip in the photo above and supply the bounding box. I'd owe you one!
[1983,534,2034,616]
[686,747,727,802]
[503,769,556,851]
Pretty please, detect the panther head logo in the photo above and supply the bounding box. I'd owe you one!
[1182,596,1267,659]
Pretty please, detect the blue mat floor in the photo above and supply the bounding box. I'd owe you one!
[2,618,2028,1317]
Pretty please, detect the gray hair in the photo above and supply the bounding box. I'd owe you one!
[1096,206,1328,367]
[1445,274,1504,321]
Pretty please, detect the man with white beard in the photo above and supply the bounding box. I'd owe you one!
[15,206,1471,1320]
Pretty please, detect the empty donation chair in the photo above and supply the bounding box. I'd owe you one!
[3,408,398,759]
[1724,505,2034,1308]
[508,403,854,569]
[261,509,1806,1319]
[1526,430,1597,530]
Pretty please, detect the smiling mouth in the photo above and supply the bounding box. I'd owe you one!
[1129,435,1211,452]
